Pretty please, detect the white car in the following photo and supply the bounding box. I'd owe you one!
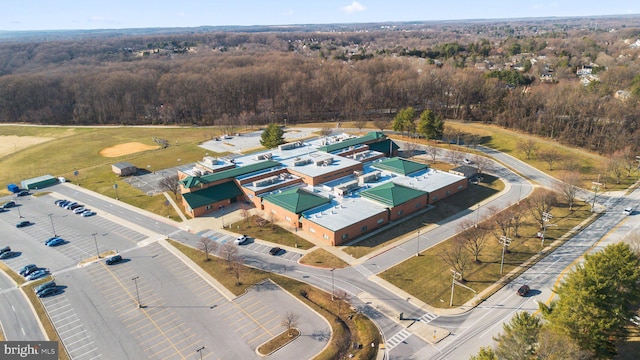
[463,158,473,164]
[234,235,249,245]
[73,206,87,214]
[623,207,633,215]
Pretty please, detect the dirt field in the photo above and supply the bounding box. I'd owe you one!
[99,142,159,157]
[0,135,54,158]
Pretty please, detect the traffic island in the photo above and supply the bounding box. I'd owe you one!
[256,328,301,356]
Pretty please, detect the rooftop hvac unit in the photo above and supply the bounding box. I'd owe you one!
[252,175,279,188]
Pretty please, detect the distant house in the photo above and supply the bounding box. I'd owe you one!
[540,73,555,83]
[576,65,593,75]
[112,162,137,176]
[615,90,631,101]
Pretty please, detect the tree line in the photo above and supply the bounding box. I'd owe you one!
[1,20,640,155]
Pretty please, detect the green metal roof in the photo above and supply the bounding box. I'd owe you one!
[372,157,427,176]
[182,181,243,209]
[360,182,427,207]
[180,160,280,188]
[263,187,330,214]
[317,131,387,153]
[367,139,399,155]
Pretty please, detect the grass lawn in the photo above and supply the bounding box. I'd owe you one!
[0,126,222,220]
[168,240,380,360]
[299,248,350,269]
[257,328,300,356]
[380,196,593,308]
[230,216,314,250]
[343,175,504,258]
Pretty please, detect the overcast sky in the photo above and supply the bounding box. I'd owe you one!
[2,0,639,31]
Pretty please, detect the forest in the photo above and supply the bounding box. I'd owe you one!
[1,16,640,154]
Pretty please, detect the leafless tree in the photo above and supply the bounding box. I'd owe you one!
[538,148,562,171]
[372,119,389,132]
[240,205,251,223]
[354,119,368,131]
[197,237,218,262]
[281,312,299,337]
[333,289,351,315]
[528,189,558,228]
[458,219,488,263]
[425,146,441,163]
[447,151,463,166]
[402,141,420,158]
[438,237,471,281]
[472,155,492,175]
[229,255,244,285]
[607,154,624,184]
[220,242,239,269]
[319,126,332,137]
[558,172,581,211]
[516,139,537,160]
[492,208,515,239]
[158,175,181,199]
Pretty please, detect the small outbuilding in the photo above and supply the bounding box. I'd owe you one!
[21,175,58,190]
[449,165,479,179]
[112,162,137,176]
[7,183,20,193]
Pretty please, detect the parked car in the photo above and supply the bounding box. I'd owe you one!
[23,266,40,277]
[26,269,48,281]
[0,251,18,260]
[68,204,83,211]
[517,284,530,296]
[37,287,60,298]
[54,199,66,205]
[269,247,283,256]
[73,206,86,214]
[35,281,56,294]
[45,237,65,247]
[234,235,249,245]
[19,264,37,276]
[81,211,96,217]
[2,201,16,209]
[17,190,30,197]
[57,200,70,207]
[623,207,634,215]
[0,246,10,255]
[16,220,33,228]
[105,254,123,265]
[63,202,77,209]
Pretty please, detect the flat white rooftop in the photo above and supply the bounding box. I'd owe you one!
[302,196,387,232]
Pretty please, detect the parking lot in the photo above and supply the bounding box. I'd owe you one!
[2,188,328,359]
[197,229,304,262]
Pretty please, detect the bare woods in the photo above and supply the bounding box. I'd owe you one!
[1,18,640,154]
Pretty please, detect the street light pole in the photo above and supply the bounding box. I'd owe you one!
[449,270,461,307]
[196,346,205,360]
[48,213,56,236]
[219,205,225,228]
[591,176,602,213]
[132,276,141,308]
[330,268,335,301]
[15,198,23,218]
[92,233,100,259]
[540,212,553,249]
[416,230,421,257]
[475,202,480,228]
[114,182,119,200]
[499,235,512,275]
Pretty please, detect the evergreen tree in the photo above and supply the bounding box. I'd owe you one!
[259,123,285,149]
[493,311,541,360]
[470,347,498,360]
[392,106,416,136]
[542,243,640,358]
[418,109,445,140]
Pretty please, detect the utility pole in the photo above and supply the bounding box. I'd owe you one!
[499,235,512,275]
[450,270,461,307]
[591,174,602,212]
[132,276,141,308]
[92,233,100,259]
[540,212,553,249]
[416,230,421,257]
[330,268,335,301]
[48,213,56,236]
[196,346,205,360]
[113,182,119,200]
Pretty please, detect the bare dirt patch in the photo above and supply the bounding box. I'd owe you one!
[99,142,159,157]
[0,135,54,158]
